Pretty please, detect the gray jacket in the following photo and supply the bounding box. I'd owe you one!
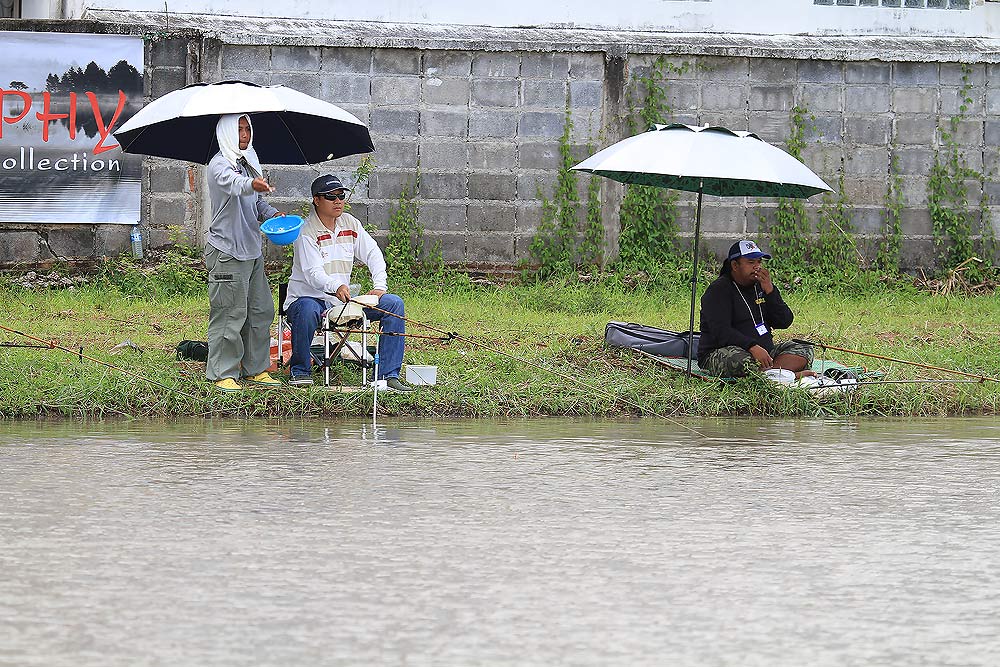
[205,152,278,260]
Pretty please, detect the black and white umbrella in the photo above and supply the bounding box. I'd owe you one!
[113,80,374,164]
[574,123,832,375]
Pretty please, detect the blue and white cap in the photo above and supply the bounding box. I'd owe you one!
[727,239,771,260]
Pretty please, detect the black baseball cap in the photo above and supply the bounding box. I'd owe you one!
[311,174,352,196]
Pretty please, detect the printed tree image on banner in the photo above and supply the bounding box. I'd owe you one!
[0,32,144,224]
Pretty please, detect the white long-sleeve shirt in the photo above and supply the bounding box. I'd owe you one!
[284,209,388,312]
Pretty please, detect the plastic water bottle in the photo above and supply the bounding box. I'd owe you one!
[130,225,144,260]
[349,283,361,297]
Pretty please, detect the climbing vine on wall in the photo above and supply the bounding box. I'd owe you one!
[927,65,995,278]
[381,169,446,285]
[764,105,813,278]
[527,101,606,279]
[579,167,605,268]
[616,57,687,270]
[876,153,904,273]
[528,106,581,279]
[813,172,860,280]
[384,175,423,283]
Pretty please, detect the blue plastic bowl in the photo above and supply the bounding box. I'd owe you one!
[261,214,304,245]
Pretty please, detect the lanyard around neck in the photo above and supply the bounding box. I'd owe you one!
[733,281,764,326]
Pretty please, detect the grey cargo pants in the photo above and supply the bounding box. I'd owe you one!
[204,246,275,381]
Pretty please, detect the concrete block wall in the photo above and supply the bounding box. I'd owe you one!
[2,20,999,272]
[205,45,608,266]
[596,53,1000,266]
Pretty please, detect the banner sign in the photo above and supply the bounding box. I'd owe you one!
[0,31,144,224]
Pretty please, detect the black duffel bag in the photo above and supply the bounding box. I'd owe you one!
[604,321,699,358]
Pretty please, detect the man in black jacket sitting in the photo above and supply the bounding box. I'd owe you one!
[697,240,815,378]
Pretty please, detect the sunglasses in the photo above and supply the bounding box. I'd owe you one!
[320,192,347,201]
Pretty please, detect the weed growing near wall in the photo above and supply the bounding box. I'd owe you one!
[384,176,424,282]
[90,224,204,297]
[979,193,997,268]
[94,250,203,298]
[579,163,605,268]
[382,172,448,287]
[813,173,860,282]
[350,156,377,210]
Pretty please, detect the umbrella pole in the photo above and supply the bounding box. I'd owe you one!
[686,183,704,376]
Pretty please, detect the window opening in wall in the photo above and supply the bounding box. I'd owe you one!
[0,0,21,18]
[814,0,971,7]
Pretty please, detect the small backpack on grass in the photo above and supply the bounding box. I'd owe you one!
[175,340,209,362]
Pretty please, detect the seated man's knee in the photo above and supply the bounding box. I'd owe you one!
[704,346,752,377]
[289,299,323,331]
[773,340,814,367]
[379,293,404,313]
[773,353,808,372]
[735,358,756,377]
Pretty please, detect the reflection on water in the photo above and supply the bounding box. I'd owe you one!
[2,418,999,666]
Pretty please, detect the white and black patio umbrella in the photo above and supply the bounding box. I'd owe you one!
[573,123,832,375]
[113,80,374,165]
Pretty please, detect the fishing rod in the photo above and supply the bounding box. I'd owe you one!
[794,338,1000,384]
[798,378,982,393]
[332,329,454,341]
[856,379,983,385]
[0,323,201,400]
[350,298,702,431]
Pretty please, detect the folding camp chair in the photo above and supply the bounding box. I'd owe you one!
[320,294,379,387]
[277,283,379,387]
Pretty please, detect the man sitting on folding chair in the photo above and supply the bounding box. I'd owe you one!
[282,174,413,392]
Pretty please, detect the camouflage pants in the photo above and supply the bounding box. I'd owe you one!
[701,340,814,378]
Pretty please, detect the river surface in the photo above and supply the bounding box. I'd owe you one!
[2,417,999,666]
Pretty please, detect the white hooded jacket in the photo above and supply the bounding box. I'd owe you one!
[205,113,277,260]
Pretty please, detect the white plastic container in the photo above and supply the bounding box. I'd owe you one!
[763,368,795,385]
[405,365,438,386]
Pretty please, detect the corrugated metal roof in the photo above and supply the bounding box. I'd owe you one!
[82,8,1000,62]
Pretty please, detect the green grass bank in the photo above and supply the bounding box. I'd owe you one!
[3,275,1000,420]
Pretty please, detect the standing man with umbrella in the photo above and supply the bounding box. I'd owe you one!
[113,81,376,391]
[205,114,282,392]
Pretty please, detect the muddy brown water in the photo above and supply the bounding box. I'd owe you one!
[2,417,999,666]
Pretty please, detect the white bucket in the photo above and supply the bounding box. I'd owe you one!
[405,365,438,386]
